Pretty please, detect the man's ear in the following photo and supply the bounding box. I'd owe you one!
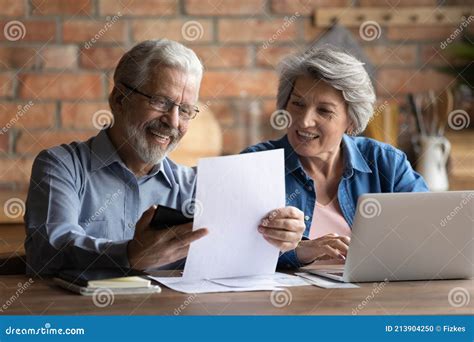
[108,87,125,116]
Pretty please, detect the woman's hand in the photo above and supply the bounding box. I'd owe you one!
[258,206,305,252]
[295,233,350,264]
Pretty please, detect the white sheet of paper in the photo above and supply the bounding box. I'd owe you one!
[210,272,311,288]
[183,149,285,281]
[152,276,280,294]
[295,272,360,289]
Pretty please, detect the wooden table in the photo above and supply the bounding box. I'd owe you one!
[0,272,471,315]
[0,224,25,255]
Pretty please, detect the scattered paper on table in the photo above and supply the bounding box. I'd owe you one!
[210,272,311,288]
[296,272,359,289]
[183,149,285,281]
[151,276,280,294]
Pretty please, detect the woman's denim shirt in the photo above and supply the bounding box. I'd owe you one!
[242,134,429,268]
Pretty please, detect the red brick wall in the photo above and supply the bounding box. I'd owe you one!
[0,0,470,190]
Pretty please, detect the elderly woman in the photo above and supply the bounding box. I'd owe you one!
[247,46,429,268]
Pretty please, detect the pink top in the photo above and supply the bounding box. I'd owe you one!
[309,197,351,240]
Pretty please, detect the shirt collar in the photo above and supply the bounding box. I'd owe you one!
[341,134,372,176]
[90,130,122,171]
[276,134,372,177]
[274,135,305,174]
[90,130,172,186]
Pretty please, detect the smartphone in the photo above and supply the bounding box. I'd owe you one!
[150,205,193,230]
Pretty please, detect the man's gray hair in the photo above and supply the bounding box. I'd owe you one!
[113,39,203,89]
[277,45,376,135]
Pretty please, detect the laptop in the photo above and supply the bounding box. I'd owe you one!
[307,191,473,282]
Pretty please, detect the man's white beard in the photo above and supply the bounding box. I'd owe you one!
[124,119,180,165]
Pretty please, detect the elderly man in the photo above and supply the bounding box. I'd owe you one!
[25,39,305,276]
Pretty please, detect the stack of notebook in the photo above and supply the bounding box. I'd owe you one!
[53,269,161,295]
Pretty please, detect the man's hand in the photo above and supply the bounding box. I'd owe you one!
[258,206,305,252]
[127,205,208,270]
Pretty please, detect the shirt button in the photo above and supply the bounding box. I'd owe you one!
[304,215,310,221]
[128,223,134,228]
[307,186,312,191]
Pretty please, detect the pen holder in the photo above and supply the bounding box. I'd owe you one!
[415,135,451,191]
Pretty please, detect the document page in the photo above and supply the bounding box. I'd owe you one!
[183,149,285,281]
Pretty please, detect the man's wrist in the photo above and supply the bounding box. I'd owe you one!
[127,239,138,269]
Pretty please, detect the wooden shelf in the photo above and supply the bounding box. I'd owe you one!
[313,6,472,27]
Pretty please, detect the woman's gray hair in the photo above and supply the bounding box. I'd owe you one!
[113,39,203,89]
[277,45,376,135]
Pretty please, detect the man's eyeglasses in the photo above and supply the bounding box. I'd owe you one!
[121,83,199,120]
